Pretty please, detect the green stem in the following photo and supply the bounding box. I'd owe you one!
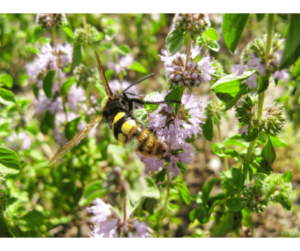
[211,84,229,171]
[245,14,274,163]
[185,35,192,71]
[264,14,275,62]
[51,28,57,55]
[158,172,171,237]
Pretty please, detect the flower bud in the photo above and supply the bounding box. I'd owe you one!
[74,24,101,45]
[261,104,285,135]
[37,13,67,29]
[173,13,210,38]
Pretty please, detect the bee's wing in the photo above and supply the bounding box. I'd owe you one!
[48,116,102,166]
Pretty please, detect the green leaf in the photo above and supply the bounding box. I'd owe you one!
[189,206,209,224]
[201,116,214,141]
[65,117,81,141]
[43,70,56,98]
[224,135,249,148]
[20,210,46,227]
[143,198,155,215]
[79,180,108,206]
[156,168,166,183]
[0,74,13,88]
[226,198,247,211]
[73,44,83,67]
[222,14,250,54]
[0,213,14,237]
[203,28,219,41]
[261,135,276,164]
[40,111,55,134]
[165,29,185,55]
[107,144,126,167]
[31,26,43,44]
[213,212,242,237]
[32,82,39,99]
[258,132,288,147]
[217,149,240,158]
[257,75,269,94]
[61,26,74,38]
[282,170,293,183]
[128,180,144,203]
[0,87,16,104]
[280,14,300,69]
[61,77,76,97]
[177,161,187,174]
[142,176,160,199]
[211,71,254,110]
[256,14,265,22]
[98,32,104,41]
[254,157,273,174]
[133,109,148,126]
[242,128,259,142]
[118,44,131,55]
[222,168,244,190]
[278,198,292,211]
[202,177,220,207]
[129,61,147,73]
[242,163,253,183]
[165,85,184,102]
[0,147,20,174]
[205,40,219,52]
[177,183,191,205]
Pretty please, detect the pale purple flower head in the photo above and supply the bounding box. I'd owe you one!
[246,73,258,89]
[232,64,245,76]
[159,44,215,87]
[273,70,289,82]
[107,54,133,74]
[66,84,86,111]
[247,53,266,76]
[35,85,64,115]
[238,125,249,136]
[148,90,205,147]
[26,43,72,80]
[87,198,153,238]
[142,142,195,178]
[273,50,283,65]
[6,131,32,150]
[198,56,216,81]
[128,221,154,238]
[53,112,80,145]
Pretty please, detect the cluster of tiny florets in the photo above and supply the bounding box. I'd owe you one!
[173,13,210,38]
[235,95,256,136]
[261,104,285,135]
[74,24,101,45]
[36,13,67,29]
[26,43,72,81]
[107,54,133,74]
[87,198,153,238]
[140,89,205,177]
[232,33,288,89]
[159,44,216,87]
[73,64,100,87]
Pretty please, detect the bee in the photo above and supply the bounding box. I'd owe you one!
[48,51,180,165]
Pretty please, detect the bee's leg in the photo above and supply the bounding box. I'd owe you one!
[123,91,143,97]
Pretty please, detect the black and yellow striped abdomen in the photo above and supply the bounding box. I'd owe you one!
[111,112,165,158]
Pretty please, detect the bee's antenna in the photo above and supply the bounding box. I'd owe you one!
[94,50,114,99]
[122,73,154,93]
